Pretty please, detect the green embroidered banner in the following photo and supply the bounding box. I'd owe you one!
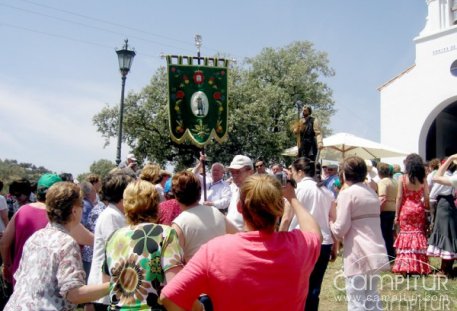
[167,56,228,147]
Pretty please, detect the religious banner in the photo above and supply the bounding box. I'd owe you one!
[167,56,228,147]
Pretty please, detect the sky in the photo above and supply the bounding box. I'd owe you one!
[0,0,428,176]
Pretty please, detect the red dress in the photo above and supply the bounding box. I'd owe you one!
[392,176,431,274]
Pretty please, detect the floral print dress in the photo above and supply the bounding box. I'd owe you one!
[392,176,431,274]
[103,223,184,310]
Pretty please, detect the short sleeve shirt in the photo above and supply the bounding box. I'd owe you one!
[377,177,398,212]
[103,223,184,310]
[161,230,321,311]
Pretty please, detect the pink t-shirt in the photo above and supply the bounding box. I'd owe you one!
[162,230,321,311]
[11,204,48,285]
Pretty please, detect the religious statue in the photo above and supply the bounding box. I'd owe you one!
[292,105,323,161]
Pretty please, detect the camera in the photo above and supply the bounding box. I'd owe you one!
[274,173,287,186]
[274,173,296,188]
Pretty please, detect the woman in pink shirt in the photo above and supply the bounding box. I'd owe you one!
[330,156,389,311]
[160,174,322,311]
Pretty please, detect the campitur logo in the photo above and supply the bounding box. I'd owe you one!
[331,254,453,310]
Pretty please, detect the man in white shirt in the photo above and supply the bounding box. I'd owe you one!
[226,155,254,231]
[193,155,231,214]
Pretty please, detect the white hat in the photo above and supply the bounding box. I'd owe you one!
[127,153,137,162]
[322,160,338,169]
[228,155,253,170]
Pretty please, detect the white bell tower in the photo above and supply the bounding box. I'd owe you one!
[421,0,457,35]
[380,0,457,160]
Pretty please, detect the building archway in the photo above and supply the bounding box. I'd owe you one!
[423,100,457,160]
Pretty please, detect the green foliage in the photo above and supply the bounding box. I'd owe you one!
[0,159,53,192]
[93,41,335,169]
[89,159,116,178]
[76,159,116,182]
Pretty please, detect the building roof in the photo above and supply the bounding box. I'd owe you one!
[377,64,416,91]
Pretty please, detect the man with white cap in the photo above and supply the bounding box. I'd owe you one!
[322,160,339,198]
[118,153,138,173]
[226,155,254,231]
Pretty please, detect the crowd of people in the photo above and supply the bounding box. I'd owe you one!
[0,148,457,310]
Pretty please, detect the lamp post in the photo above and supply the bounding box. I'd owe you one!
[195,34,202,63]
[115,39,136,165]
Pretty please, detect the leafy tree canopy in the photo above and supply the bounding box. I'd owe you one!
[93,41,335,170]
[0,159,52,192]
[76,159,116,182]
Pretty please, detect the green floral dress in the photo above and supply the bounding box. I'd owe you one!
[103,223,184,310]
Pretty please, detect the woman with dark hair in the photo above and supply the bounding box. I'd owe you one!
[160,174,322,311]
[284,157,335,311]
[0,174,93,288]
[392,153,431,275]
[102,180,189,310]
[427,155,457,276]
[330,156,389,311]
[6,178,31,219]
[4,182,109,310]
[171,171,237,263]
[88,170,134,310]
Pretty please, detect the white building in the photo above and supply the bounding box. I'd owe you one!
[380,0,457,160]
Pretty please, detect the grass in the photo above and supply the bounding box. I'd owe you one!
[319,256,457,311]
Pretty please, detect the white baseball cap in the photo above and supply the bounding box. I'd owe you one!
[228,155,253,170]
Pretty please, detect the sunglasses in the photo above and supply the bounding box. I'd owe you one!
[255,164,264,168]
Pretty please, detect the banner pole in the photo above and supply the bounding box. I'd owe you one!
[195,34,207,201]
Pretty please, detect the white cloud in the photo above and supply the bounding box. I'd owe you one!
[0,81,126,176]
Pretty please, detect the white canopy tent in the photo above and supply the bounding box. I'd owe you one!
[282,132,410,161]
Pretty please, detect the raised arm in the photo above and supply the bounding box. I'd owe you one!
[192,153,206,175]
[433,154,457,186]
[282,182,322,240]
[278,198,293,232]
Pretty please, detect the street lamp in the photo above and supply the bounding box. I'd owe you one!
[115,39,136,165]
[195,34,202,59]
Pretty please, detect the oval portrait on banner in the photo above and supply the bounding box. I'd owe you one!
[190,91,209,117]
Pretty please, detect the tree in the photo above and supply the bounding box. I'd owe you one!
[89,159,116,178]
[0,159,53,192]
[76,159,116,182]
[93,41,335,169]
